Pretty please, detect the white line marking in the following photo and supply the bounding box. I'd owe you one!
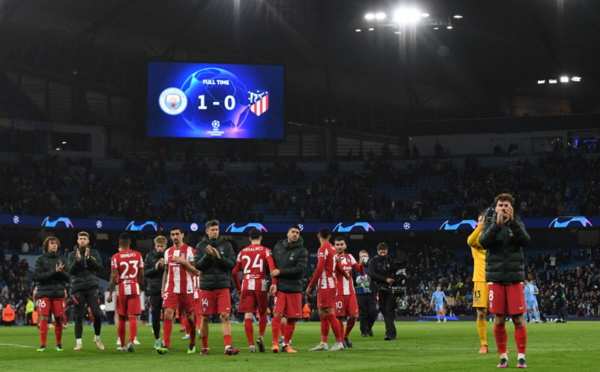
[0,343,36,349]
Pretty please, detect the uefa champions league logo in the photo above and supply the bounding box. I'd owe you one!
[208,119,225,137]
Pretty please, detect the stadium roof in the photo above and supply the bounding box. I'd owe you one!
[1,0,599,124]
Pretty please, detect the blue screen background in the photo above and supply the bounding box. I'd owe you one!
[147,62,284,139]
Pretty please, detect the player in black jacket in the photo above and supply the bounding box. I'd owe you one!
[144,235,167,349]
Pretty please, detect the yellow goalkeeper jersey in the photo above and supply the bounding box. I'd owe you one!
[467,223,486,282]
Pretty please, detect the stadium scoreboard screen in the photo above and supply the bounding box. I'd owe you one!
[147,61,284,139]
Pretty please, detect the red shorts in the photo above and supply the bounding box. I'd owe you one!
[317,287,337,309]
[199,288,231,315]
[194,294,202,316]
[489,282,526,315]
[238,289,268,314]
[38,298,64,318]
[163,292,195,314]
[335,294,358,317]
[116,294,141,317]
[274,291,302,319]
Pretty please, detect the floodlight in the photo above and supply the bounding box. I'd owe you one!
[560,76,569,83]
[356,29,362,32]
[365,13,375,21]
[549,79,557,84]
[393,8,422,24]
[571,76,581,82]
[537,80,545,84]
[375,12,386,21]
[368,27,375,31]
[453,15,463,19]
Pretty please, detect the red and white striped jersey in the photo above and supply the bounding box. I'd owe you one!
[335,253,364,296]
[233,244,276,292]
[309,242,338,290]
[111,249,144,296]
[164,244,196,294]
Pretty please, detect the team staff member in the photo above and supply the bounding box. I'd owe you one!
[34,237,70,352]
[269,225,308,353]
[66,231,104,351]
[467,212,489,353]
[194,220,239,356]
[368,243,399,341]
[144,235,167,349]
[355,250,377,337]
[479,193,531,369]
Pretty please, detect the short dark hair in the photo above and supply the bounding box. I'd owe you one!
[170,226,183,234]
[288,225,301,232]
[377,242,388,251]
[318,227,331,239]
[205,220,219,230]
[119,233,131,243]
[334,236,346,244]
[249,228,262,240]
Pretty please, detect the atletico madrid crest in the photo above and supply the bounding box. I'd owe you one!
[248,90,269,116]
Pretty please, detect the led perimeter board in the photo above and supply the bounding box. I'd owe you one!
[148,62,284,139]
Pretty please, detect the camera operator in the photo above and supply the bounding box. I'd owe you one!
[368,242,408,341]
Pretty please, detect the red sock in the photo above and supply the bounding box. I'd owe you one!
[320,318,330,343]
[345,317,356,337]
[62,315,67,325]
[182,316,191,335]
[283,320,296,345]
[280,322,287,339]
[40,319,48,346]
[54,318,63,345]
[338,320,344,337]
[189,318,196,344]
[494,323,508,354]
[327,314,343,343]
[118,316,126,347]
[129,316,138,343]
[271,317,282,345]
[163,318,173,348]
[258,313,267,337]
[201,335,209,349]
[515,325,527,354]
[244,318,254,345]
[224,334,232,347]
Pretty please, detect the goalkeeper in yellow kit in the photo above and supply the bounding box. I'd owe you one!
[467,211,489,354]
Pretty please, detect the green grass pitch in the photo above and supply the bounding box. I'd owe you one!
[0,320,597,371]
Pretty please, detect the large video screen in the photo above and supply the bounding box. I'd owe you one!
[147,62,284,139]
